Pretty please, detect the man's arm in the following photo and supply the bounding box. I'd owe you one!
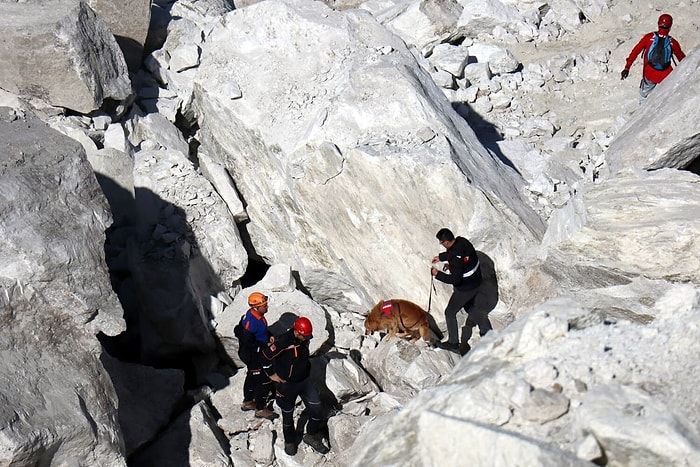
[622,33,651,77]
[672,38,686,62]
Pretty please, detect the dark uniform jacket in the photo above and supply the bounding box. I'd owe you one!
[435,236,482,291]
[261,329,311,383]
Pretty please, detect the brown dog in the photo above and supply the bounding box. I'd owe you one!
[364,299,430,343]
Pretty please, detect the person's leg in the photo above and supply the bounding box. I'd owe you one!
[460,316,475,348]
[463,290,492,336]
[276,381,300,444]
[444,292,465,345]
[242,369,256,408]
[252,372,274,410]
[300,378,330,453]
[639,77,656,103]
[299,378,325,434]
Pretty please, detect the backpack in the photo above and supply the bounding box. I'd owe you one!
[647,33,672,71]
[233,317,257,366]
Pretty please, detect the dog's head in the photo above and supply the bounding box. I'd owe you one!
[364,314,380,334]
[364,301,385,334]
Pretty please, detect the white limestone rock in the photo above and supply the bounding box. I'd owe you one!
[363,0,463,51]
[0,0,132,113]
[605,46,700,174]
[457,0,531,36]
[192,0,542,316]
[576,384,700,466]
[428,42,470,77]
[133,148,247,288]
[362,338,457,400]
[468,43,521,75]
[198,152,248,222]
[545,168,700,284]
[414,410,590,467]
[318,353,381,402]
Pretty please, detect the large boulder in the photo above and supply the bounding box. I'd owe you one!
[0,107,126,465]
[0,0,132,113]
[191,0,543,318]
[87,0,152,71]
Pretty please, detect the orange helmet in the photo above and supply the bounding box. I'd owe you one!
[248,292,268,308]
[293,317,313,339]
[658,14,673,29]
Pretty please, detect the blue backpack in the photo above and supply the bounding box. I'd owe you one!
[647,33,672,71]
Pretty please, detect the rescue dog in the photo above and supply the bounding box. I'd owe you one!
[364,299,430,343]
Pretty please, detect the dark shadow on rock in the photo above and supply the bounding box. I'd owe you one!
[462,251,499,343]
[452,101,521,175]
[95,176,236,463]
[114,35,146,73]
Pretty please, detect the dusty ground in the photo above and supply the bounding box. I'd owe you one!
[504,0,700,140]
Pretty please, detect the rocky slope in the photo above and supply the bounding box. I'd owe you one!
[0,0,698,465]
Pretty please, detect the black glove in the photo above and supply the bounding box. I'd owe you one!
[620,69,629,80]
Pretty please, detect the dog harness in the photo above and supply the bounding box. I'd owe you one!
[381,300,393,315]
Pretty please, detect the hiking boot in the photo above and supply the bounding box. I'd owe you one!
[254,408,278,420]
[303,432,330,454]
[440,342,460,353]
[459,342,471,356]
[284,442,297,456]
[240,400,256,411]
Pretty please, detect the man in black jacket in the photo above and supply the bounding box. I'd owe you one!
[431,228,492,353]
[262,317,329,456]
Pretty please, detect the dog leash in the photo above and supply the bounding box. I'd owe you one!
[427,274,437,313]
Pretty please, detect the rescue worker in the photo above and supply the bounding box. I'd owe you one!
[431,228,491,354]
[621,13,685,102]
[238,292,276,420]
[262,317,329,456]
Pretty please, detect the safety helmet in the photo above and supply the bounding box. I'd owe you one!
[658,14,673,29]
[293,317,313,339]
[248,292,268,308]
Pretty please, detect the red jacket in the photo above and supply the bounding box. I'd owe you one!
[625,30,685,83]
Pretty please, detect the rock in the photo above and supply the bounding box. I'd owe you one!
[606,46,700,174]
[101,353,185,456]
[0,1,132,113]
[129,400,232,467]
[87,0,152,71]
[192,0,542,317]
[362,338,456,400]
[576,384,700,466]
[0,107,126,465]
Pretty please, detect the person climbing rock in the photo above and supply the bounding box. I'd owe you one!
[431,228,491,354]
[621,13,685,102]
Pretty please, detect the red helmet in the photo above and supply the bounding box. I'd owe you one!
[293,317,313,338]
[658,14,673,29]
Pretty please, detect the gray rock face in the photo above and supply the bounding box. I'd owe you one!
[0,107,126,465]
[0,0,132,113]
[87,0,152,71]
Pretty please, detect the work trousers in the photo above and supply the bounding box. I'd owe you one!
[445,287,492,345]
[243,362,274,410]
[275,377,324,443]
